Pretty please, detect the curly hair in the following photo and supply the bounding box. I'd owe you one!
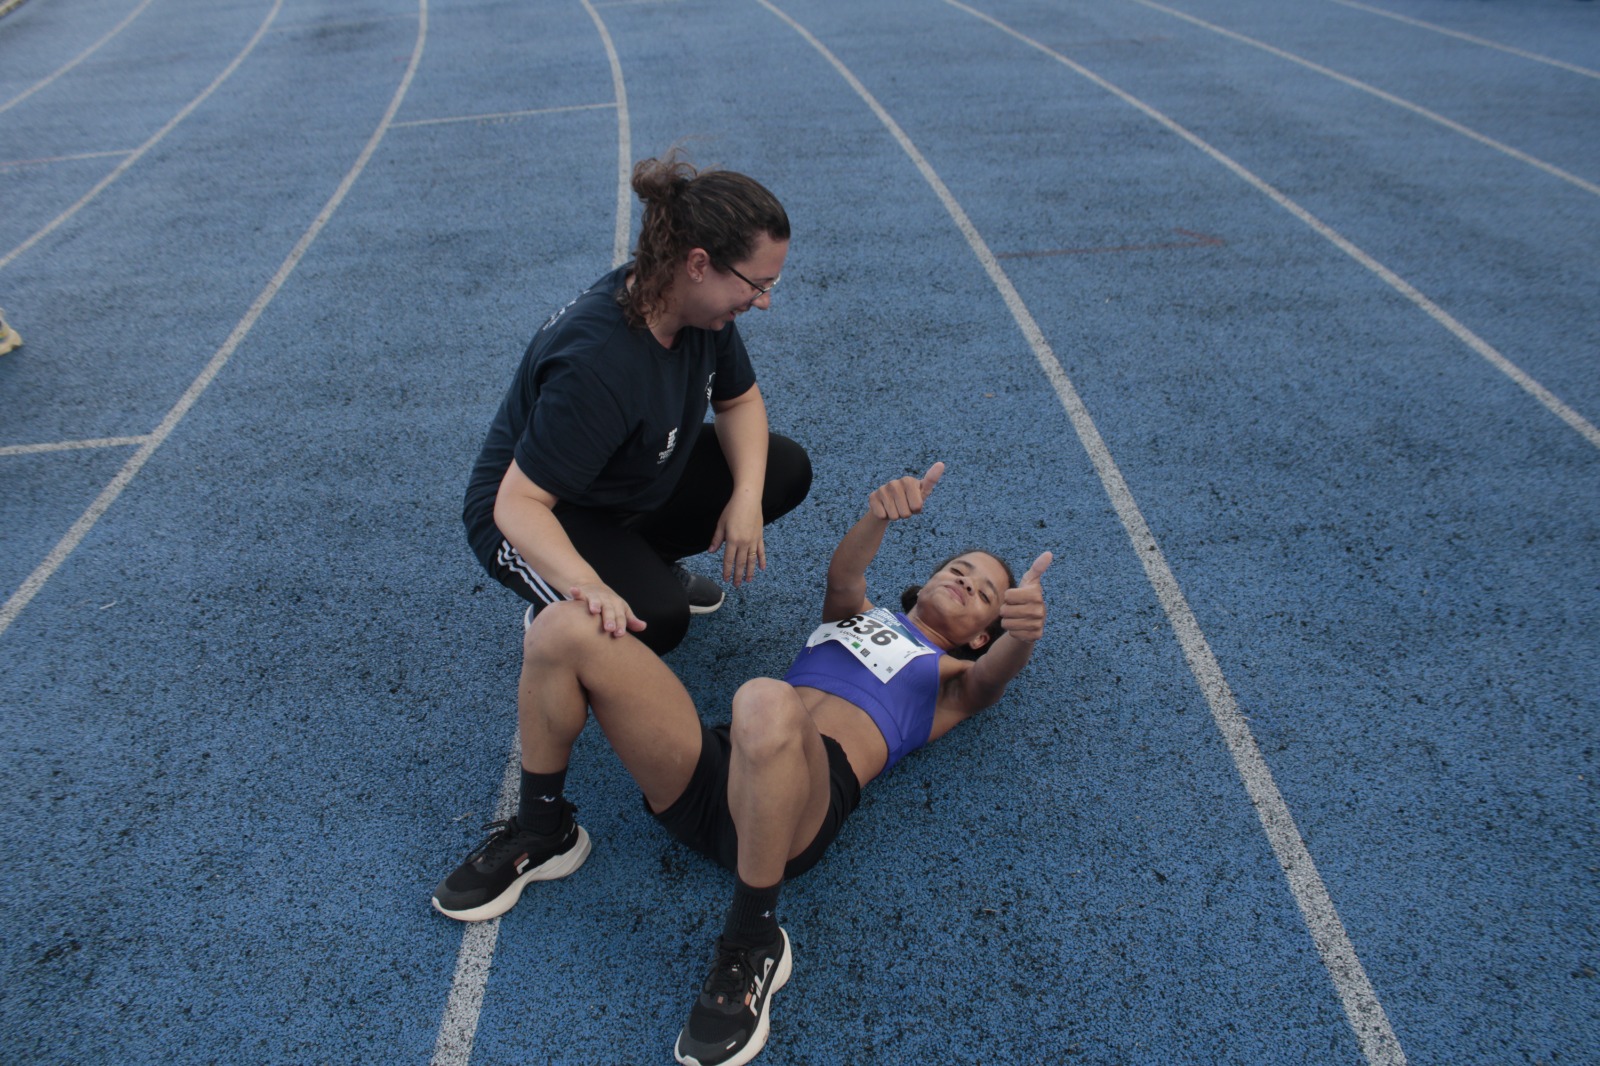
[900,550,1017,660]
[621,152,790,328]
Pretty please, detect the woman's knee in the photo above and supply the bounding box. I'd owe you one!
[633,604,689,656]
[729,679,808,761]
[764,434,813,519]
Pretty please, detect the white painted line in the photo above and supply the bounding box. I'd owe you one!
[427,2,634,1061]
[428,730,522,1066]
[960,2,1600,452]
[0,0,286,273]
[0,436,152,457]
[1129,0,1600,199]
[582,0,635,268]
[1329,0,1600,80]
[757,1,1409,1063]
[391,102,615,129]
[0,0,156,115]
[0,149,137,171]
[0,0,429,641]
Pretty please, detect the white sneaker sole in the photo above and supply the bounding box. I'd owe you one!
[431,826,592,923]
[687,591,724,616]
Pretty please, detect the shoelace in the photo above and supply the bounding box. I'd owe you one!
[702,941,754,1003]
[467,819,524,864]
[468,804,576,864]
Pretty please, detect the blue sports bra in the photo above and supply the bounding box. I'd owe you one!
[782,609,945,773]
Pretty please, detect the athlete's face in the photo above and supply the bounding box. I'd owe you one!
[915,552,1011,651]
[687,233,788,332]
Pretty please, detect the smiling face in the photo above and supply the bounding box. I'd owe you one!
[680,232,788,333]
[908,552,1013,654]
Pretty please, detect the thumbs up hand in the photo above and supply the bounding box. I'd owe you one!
[868,462,945,522]
[999,551,1052,643]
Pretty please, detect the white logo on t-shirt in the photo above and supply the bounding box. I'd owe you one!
[658,427,679,463]
[540,293,580,332]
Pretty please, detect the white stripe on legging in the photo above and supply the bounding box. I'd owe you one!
[497,539,563,606]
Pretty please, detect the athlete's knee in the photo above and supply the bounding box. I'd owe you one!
[522,600,606,664]
[729,678,807,762]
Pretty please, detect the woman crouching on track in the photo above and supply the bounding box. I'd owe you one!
[432,462,1051,1066]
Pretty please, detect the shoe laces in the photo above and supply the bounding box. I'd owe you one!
[468,803,576,861]
[466,819,528,865]
[702,939,755,1003]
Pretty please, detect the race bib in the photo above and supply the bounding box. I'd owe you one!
[803,607,936,682]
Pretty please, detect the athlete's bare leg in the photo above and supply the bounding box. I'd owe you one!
[519,600,703,810]
[724,678,834,887]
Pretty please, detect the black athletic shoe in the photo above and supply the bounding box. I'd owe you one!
[674,929,791,1066]
[674,564,725,615]
[430,810,590,922]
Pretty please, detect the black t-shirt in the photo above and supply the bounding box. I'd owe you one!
[463,264,758,556]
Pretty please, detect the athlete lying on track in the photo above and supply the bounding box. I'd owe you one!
[432,461,1051,1066]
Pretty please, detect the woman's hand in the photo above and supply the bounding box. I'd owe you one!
[566,579,647,638]
[711,492,765,586]
[868,462,944,521]
[999,551,1052,643]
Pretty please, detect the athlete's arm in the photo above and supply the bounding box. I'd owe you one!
[494,459,645,637]
[821,463,945,622]
[934,551,1052,724]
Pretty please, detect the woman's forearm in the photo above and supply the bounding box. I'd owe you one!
[493,462,600,593]
[712,384,770,500]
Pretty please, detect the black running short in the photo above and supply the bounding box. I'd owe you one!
[648,723,863,880]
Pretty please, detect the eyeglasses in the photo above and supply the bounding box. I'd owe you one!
[723,263,779,297]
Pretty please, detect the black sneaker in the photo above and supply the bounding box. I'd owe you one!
[674,930,791,1066]
[674,563,725,615]
[430,810,590,922]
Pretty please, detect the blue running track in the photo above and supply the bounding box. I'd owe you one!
[1,0,1596,1062]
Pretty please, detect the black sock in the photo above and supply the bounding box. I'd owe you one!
[518,767,568,836]
[721,877,782,949]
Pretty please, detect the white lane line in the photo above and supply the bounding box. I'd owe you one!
[0,0,429,641]
[427,2,634,1061]
[756,2,1409,1064]
[428,733,522,1066]
[391,102,615,129]
[960,2,1600,452]
[0,0,156,115]
[0,436,151,456]
[1129,0,1600,199]
[582,0,634,267]
[0,0,286,273]
[0,149,137,170]
[1329,0,1600,80]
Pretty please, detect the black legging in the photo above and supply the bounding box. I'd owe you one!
[483,432,811,655]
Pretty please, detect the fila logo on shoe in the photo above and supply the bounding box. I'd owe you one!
[748,957,776,1008]
[514,853,531,874]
